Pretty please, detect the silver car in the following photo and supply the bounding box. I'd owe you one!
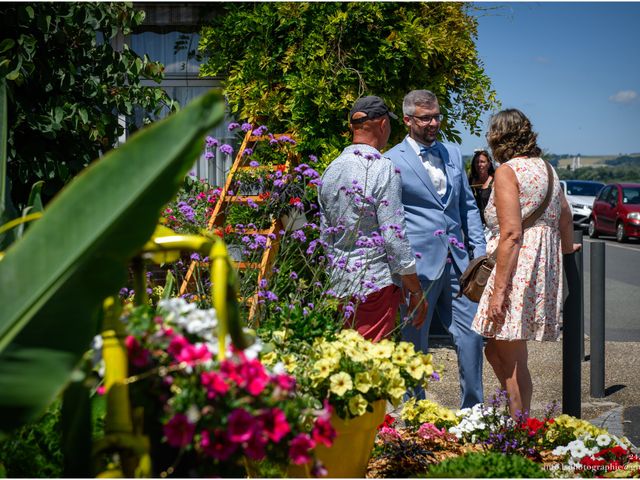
[560,180,605,229]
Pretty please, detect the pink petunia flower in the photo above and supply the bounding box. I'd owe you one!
[227,408,256,443]
[238,358,270,396]
[167,335,191,359]
[273,373,296,392]
[289,433,315,465]
[201,429,237,461]
[200,371,229,399]
[244,430,268,461]
[258,408,291,443]
[125,335,151,368]
[176,343,211,365]
[163,413,195,448]
[378,426,402,442]
[311,417,336,447]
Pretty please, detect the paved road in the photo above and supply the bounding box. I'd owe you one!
[580,234,640,341]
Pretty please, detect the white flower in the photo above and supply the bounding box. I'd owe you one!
[272,362,286,375]
[568,440,589,459]
[552,445,568,456]
[186,404,201,423]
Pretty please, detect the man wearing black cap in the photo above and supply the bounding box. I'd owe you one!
[318,96,427,342]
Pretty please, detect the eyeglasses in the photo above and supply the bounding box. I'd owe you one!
[408,114,443,124]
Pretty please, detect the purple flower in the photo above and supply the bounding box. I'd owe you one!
[434,229,445,236]
[415,252,423,259]
[190,253,201,261]
[244,148,255,157]
[252,125,268,136]
[291,229,306,242]
[220,144,233,155]
[265,291,278,302]
[205,136,219,148]
[249,160,260,167]
[241,122,253,132]
[289,271,298,280]
[431,372,441,382]
[353,149,361,156]
[204,151,214,160]
[308,154,318,163]
[119,287,129,298]
[227,122,240,131]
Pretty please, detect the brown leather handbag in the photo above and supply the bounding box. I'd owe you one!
[458,160,555,303]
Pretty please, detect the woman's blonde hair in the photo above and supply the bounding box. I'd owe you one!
[486,109,542,163]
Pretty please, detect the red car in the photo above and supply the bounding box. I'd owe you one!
[589,183,640,242]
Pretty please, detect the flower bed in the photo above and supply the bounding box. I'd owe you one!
[365,390,639,478]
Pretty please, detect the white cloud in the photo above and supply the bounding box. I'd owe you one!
[609,90,638,104]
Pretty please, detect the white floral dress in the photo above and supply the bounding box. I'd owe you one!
[472,157,563,341]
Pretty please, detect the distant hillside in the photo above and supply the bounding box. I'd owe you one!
[463,153,640,183]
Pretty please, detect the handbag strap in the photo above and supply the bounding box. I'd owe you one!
[487,160,554,261]
[522,160,554,230]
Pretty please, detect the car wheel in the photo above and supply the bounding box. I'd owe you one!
[588,219,599,238]
[616,222,627,243]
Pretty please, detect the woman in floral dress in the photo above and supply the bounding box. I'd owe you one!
[472,109,580,418]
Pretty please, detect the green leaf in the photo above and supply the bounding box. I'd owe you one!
[0,89,225,433]
[1,78,7,219]
[25,6,35,20]
[0,39,15,54]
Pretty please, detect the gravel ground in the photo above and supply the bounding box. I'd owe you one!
[417,336,640,421]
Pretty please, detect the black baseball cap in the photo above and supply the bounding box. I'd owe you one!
[349,96,398,124]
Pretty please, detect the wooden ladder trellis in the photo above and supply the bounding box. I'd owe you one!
[178,130,298,323]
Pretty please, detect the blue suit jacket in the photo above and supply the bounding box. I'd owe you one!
[385,138,486,281]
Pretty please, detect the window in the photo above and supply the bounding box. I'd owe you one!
[126,23,238,187]
[597,186,611,201]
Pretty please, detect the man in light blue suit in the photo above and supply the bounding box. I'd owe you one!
[386,90,486,408]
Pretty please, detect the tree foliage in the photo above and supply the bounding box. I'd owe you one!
[199,2,498,160]
[0,2,175,209]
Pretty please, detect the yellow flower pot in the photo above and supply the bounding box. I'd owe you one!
[289,399,386,478]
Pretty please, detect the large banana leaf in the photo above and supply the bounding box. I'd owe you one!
[0,89,225,433]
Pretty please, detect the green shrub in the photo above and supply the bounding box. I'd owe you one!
[0,401,63,477]
[425,451,549,478]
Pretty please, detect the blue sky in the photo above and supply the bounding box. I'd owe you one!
[456,2,640,156]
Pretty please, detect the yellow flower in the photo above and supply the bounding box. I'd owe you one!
[348,394,369,417]
[405,357,426,380]
[396,341,416,358]
[387,376,406,404]
[391,349,408,366]
[329,372,353,397]
[281,354,297,373]
[260,351,277,366]
[310,358,337,381]
[369,370,384,388]
[374,340,395,358]
[354,372,373,393]
[272,329,288,344]
[344,345,368,363]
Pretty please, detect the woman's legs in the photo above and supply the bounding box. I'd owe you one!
[486,339,532,417]
[484,338,507,390]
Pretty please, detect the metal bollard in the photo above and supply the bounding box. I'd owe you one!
[573,230,585,360]
[563,248,582,417]
[590,241,606,398]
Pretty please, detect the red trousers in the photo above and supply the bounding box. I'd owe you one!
[343,284,402,343]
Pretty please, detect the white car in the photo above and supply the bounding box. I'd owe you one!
[560,180,605,229]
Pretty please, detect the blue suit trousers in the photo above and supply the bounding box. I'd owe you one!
[403,261,484,409]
